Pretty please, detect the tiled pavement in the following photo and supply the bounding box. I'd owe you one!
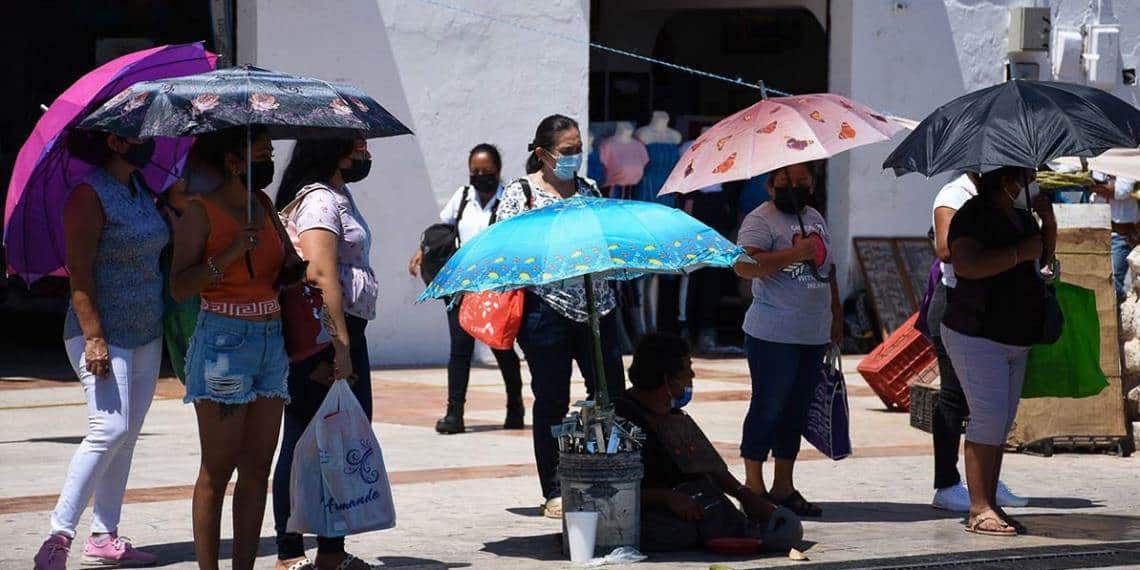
[3,356,1138,569]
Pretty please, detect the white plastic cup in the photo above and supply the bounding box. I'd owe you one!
[565,511,600,563]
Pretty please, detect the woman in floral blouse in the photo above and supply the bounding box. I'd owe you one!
[496,114,626,519]
[272,138,377,570]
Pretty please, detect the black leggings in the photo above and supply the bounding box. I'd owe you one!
[445,305,523,405]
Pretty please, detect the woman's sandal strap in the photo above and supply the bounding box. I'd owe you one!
[336,553,371,570]
[966,514,1017,536]
[781,490,823,517]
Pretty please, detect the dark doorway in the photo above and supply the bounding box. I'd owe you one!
[0,1,227,380]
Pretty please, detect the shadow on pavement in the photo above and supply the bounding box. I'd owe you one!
[1019,513,1140,542]
[0,433,155,446]
[505,506,544,517]
[482,533,813,565]
[740,540,1140,569]
[481,532,563,561]
[374,556,471,568]
[1028,497,1102,509]
[147,536,276,566]
[812,501,964,523]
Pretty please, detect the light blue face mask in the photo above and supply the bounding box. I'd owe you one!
[552,153,582,181]
[670,386,693,410]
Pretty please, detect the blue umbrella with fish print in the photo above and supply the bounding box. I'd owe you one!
[418,195,745,407]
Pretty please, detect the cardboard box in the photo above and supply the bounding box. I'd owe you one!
[1007,205,1128,446]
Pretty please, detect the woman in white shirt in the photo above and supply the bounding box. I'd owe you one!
[408,144,524,434]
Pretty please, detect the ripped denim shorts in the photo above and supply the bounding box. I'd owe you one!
[183,311,290,405]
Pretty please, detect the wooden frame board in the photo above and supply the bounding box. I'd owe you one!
[853,237,935,338]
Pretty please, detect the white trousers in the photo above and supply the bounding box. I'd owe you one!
[49,337,161,538]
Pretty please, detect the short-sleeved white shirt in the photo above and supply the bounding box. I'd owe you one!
[932,174,977,288]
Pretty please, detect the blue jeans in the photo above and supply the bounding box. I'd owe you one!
[741,336,826,462]
[183,311,290,405]
[516,293,625,500]
[1112,232,1130,300]
[273,315,372,559]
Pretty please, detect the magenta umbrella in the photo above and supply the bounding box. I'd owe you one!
[3,42,216,283]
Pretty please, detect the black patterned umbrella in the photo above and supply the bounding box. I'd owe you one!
[77,65,412,139]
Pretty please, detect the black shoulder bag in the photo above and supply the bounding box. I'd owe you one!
[419,187,471,286]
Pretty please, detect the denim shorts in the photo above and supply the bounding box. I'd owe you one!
[183,311,290,405]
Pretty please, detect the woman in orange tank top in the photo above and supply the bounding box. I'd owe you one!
[171,126,303,570]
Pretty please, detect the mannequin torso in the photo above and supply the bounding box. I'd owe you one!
[636,111,683,145]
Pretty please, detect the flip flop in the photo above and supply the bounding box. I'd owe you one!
[777,490,823,518]
[965,513,1018,537]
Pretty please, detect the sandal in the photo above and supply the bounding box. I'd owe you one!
[283,559,314,570]
[335,553,373,570]
[776,490,823,518]
[965,512,1018,537]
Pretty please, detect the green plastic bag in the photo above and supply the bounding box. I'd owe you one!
[1023,282,1109,399]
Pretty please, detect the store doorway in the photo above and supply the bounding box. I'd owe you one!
[0,1,229,381]
[589,2,829,351]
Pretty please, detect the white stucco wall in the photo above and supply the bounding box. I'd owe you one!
[240,0,590,365]
[829,0,1140,297]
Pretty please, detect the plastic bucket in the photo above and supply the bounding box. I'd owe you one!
[559,451,644,557]
[564,511,600,563]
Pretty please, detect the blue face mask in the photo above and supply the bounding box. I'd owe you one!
[670,386,693,410]
[552,153,582,181]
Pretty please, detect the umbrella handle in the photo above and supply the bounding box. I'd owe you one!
[245,124,255,279]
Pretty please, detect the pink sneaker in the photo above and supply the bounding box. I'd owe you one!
[82,534,156,567]
[33,534,71,570]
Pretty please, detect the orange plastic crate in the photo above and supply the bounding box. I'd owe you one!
[856,313,936,412]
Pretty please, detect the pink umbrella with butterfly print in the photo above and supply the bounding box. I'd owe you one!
[660,93,905,283]
[659,93,904,197]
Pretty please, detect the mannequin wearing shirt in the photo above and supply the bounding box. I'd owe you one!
[600,122,650,197]
[636,111,683,145]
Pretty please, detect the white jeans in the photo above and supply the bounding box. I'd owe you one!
[50,337,161,538]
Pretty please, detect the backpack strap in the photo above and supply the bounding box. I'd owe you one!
[518,178,535,209]
[455,186,471,226]
[455,186,471,246]
[280,183,332,218]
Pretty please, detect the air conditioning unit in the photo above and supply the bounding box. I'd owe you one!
[1085,23,1121,89]
[1009,7,1051,52]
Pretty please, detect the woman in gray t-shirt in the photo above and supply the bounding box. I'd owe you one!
[733,163,842,519]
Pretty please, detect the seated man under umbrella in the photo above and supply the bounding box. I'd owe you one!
[614,333,803,553]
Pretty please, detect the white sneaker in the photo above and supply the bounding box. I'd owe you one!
[543,497,563,519]
[996,481,1029,507]
[932,483,971,513]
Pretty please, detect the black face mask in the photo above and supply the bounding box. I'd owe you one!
[773,185,812,214]
[122,139,156,169]
[241,159,275,191]
[342,158,372,183]
[470,173,500,195]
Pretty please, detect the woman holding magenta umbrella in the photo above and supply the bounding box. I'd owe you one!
[2,43,215,570]
[884,80,1140,535]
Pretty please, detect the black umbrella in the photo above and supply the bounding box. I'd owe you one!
[77,65,412,140]
[883,80,1140,177]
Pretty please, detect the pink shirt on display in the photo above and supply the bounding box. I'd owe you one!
[599,138,650,187]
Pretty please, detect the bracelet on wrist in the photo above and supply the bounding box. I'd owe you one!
[206,257,224,282]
